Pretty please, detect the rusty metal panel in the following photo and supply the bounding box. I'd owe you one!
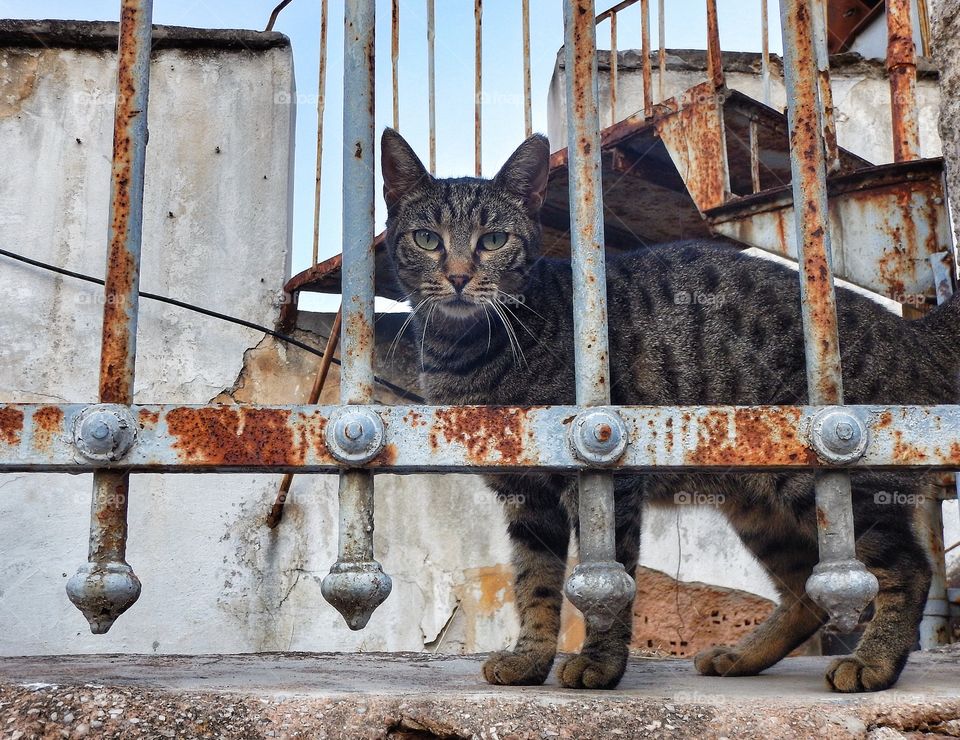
[710,160,952,302]
[655,81,731,212]
[4,403,960,473]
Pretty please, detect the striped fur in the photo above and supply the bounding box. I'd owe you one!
[381,128,960,692]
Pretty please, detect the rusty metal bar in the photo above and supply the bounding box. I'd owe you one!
[561,0,635,632]
[761,0,771,105]
[705,0,724,87]
[641,0,652,117]
[522,0,532,138]
[5,403,960,473]
[887,0,921,162]
[319,0,391,631]
[266,308,342,529]
[917,0,931,58]
[474,0,482,177]
[426,0,436,174]
[65,0,154,635]
[658,0,665,101]
[779,0,878,631]
[391,0,399,130]
[610,12,618,123]
[812,0,840,172]
[595,0,638,23]
[749,118,761,193]
[311,0,330,265]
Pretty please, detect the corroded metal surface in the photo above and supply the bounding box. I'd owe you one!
[522,0,532,137]
[705,0,724,88]
[3,403,960,472]
[310,0,329,266]
[887,0,920,162]
[474,0,482,176]
[780,0,877,630]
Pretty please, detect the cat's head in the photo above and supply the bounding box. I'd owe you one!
[381,128,549,320]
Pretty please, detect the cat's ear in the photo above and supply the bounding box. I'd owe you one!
[381,128,431,212]
[493,134,550,213]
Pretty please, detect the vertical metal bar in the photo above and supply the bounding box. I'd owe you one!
[917,0,932,58]
[311,0,329,265]
[610,13,618,124]
[779,0,878,631]
[391,0,400,130]
[427,0,436,174]
[705,0,724,88]
[474,0,482,176]
[812,0,840,172]
[320,0,391,631]
[522,0,532,138]
[749,118,761,193]
[561,0,635,632]
[657,0,665,102]
[640,0,652,118]
[65,0,153,634]
[887,0,921,162]
[761,0,771,106]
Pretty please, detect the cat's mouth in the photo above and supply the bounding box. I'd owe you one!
[437,293,485,319]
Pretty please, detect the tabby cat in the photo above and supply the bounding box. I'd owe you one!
[380,128,960,692]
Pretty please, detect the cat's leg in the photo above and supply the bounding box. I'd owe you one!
[826,494,930,693]
[482,474,572,686]
[695,488,826,677]
[555,480,641,689]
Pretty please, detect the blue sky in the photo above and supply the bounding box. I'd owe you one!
[2,1,781,309]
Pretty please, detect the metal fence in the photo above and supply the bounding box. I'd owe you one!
[0,0,958,645]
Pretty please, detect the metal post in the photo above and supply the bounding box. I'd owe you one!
[320,0,392,631]
[761,0,771,106]
[779,0,878,631]
[391,0,400,131]
[749,118,761,193]
[311,0,329,265]
[812,0,840,172]
[641,0,652,118]
[522,0,532,138]
[426,0,436,175]
[65,0,153,634]
[705,0,724,88]
[610,13,618,124]
[561,0,635,632]
[474,0,482,177]
[658,0,665,102]
[887,0,921,162]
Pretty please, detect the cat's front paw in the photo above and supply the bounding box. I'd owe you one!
[694,646,758,677]
[482,649,553,686]
[556,648,627,689]
[826,656,899,692]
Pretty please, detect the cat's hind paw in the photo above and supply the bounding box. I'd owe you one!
[825,656,899,693]
[482,650,553,686]
[556,649,627,689]
[693,646,759,677]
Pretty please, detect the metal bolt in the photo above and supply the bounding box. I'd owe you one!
[91,422,111,441]
[73,405,138,462]
[326,406,386,465]
[810,408,868,465]
[569,409,629,465]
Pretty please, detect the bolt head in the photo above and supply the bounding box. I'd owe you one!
[344,421,363,441]
[326,407,386,465]
[835,421,854,441]
[810,408,868,465]
[569,409,628,465]
[91,421,111,440]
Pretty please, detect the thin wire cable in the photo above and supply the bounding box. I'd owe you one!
[0,247,423,403]
[264,0,294,32]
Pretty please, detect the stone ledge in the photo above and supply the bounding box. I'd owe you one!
[1,651,960,738]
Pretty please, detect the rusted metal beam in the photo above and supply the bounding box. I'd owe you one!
[705,0,724,88]
[610,12,618,123]
[522,0,532,138]
[474,0,482,176]
[426,0,436,174]
[4,404,960,473]
[658,0,665,101]
[596,0,639,23]
[812,0,840,172]
[761,0,771,105]
[887,0,920,162]
[780,0,877,632]
[65,0,154,636]
[391,0,399,130]
[640,0,652,118]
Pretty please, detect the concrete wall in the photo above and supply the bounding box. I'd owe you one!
[547,50,942,166]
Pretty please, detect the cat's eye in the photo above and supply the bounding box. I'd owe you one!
[478,231,509,251]
[412,229,442,251]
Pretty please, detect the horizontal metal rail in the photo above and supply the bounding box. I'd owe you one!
[3,403,960,473]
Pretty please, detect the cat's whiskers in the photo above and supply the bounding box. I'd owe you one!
[386,295,434,367]
[485,297,526,367]
[419,299,440,371]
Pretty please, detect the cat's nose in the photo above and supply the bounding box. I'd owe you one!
[446,274,472,293]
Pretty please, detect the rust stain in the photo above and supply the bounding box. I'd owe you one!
[167,407,312,467]
[816,506,829,529]
[685,408,815,467]
[430,407,533,465]
[0,406,24,447]
[33,406,64,451]
[892,429,927,463]
[138,408,159,426]
[0,50,41,118]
